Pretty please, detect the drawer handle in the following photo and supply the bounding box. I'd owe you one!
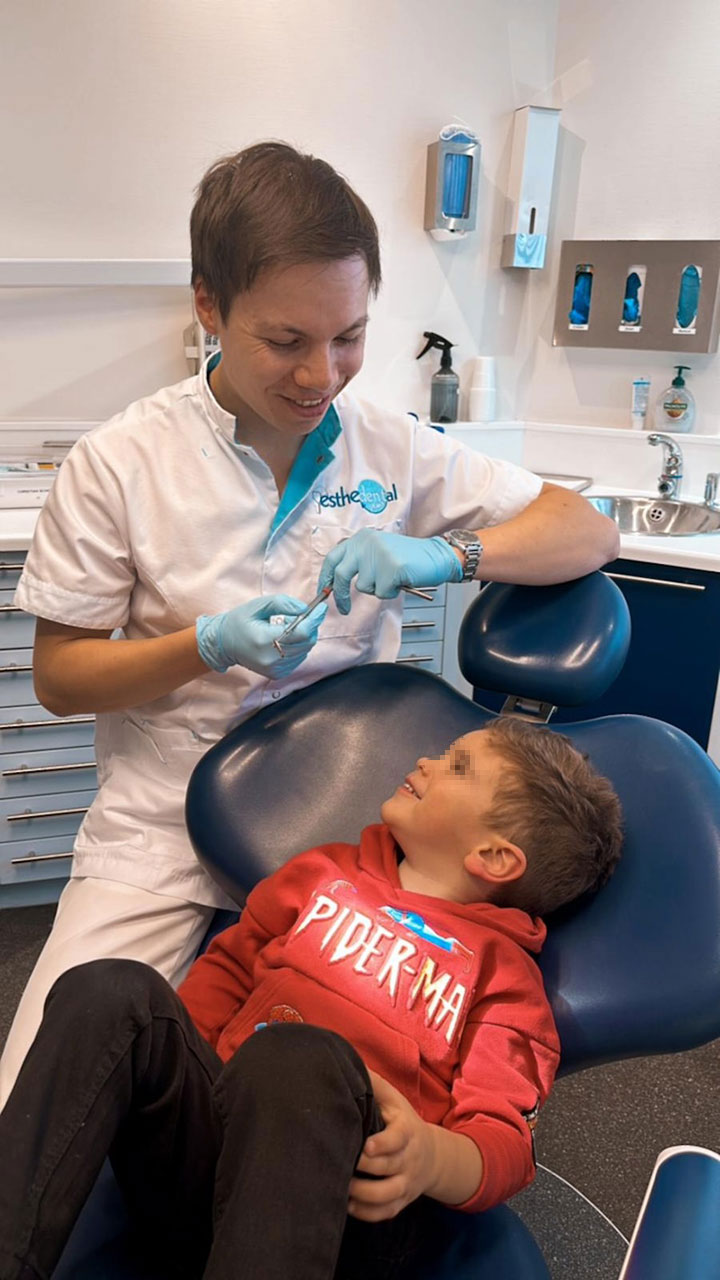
[604,571,705,592]
[396,655,435,665]
[0,715,95,731]
[401,621,436,631]
[3,761,96,777]
[7,806,89,822]
[11,851,73,864]
[0,605,24,614]
[0,665,33,674]
[0,562,23,572]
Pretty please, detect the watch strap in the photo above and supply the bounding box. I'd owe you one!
[442,529,483,583]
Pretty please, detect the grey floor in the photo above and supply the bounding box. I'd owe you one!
[2,904,720,1280]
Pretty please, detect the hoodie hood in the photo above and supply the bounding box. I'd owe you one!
[357,823,547,955]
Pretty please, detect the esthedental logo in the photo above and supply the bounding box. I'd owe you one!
[313,477,398,514]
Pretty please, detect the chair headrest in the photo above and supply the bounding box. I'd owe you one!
[458,571,630,707]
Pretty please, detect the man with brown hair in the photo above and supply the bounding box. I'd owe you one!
[1,140,619,1106]
[0,719,622,1280]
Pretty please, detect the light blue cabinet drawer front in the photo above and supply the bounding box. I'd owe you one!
[402,583,446,610]
[0,552,26,586]
[396,641,443,673]
[0,745,97,800]
[2,833,75,884]
[0,787,95,844]
[0,591,34,648]
[400,606,445,645]
[0,648,35,705]
[0,703,95,752]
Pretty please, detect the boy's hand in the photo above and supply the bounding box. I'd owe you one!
[347,1070,436,1221]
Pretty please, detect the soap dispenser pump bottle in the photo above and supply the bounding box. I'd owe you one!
[656,365,695,433]
[417,331,459,423]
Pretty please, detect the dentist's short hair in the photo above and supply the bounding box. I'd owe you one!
[191,141,381,322]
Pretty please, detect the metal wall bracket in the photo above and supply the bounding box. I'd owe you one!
[553,240,720,352]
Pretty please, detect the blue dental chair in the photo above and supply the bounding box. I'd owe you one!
[54,571,720,1279]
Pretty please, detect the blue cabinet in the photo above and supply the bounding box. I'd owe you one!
[472,557,720,750]
[0,551,98,908]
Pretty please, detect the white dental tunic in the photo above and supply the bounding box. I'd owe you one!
[15,361,542,907]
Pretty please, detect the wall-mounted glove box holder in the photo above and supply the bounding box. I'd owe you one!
[553,240,720,352]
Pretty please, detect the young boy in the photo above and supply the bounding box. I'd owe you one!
[0,718,622,1280]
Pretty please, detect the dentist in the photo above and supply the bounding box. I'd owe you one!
[0,141,618,1105]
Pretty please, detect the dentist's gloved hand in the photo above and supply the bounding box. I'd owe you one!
[317,530,463,616]
[196,594,327,678]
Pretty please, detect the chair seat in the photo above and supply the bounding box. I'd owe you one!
[55,1163,550,1279]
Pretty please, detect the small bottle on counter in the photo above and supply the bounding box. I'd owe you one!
[631,376,650,429]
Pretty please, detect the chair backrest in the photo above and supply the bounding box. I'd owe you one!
[186,661,720,1076]
[458,572,631,707]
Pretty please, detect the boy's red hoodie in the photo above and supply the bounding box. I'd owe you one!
[179,824,559,1213]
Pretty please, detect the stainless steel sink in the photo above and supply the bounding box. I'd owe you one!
[587,494,720,535]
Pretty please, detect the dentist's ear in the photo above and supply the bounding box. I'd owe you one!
[464,840,527,886]
[193,279,220,336]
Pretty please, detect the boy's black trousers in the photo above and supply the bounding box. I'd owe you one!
[0,959,451,1280]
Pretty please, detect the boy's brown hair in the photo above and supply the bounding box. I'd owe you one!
[481,717,623,917]
[190,141,382,322]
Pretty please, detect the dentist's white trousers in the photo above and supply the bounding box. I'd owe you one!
[0,876,214,1110]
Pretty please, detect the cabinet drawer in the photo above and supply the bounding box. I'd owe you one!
[0,786,95,844]
[396,641,443,674]
[548,557,720,749]
[0,745,97,799]
[402,583,446,610]
[0,648,35,706]
[0,703,95,752]
[0,591,34,648]
[1,833,75,885]
[400,606,445,645]
[0,552,26,587]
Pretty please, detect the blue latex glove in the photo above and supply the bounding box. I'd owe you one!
[317,530,463,616]
[196,594,327,678]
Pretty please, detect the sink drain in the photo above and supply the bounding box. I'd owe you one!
[648,507,666,522]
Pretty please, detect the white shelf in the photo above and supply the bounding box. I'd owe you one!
[0,259,191,287]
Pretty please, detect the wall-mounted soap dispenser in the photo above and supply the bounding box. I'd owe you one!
[424,126,480,241]
[501,105,561,270]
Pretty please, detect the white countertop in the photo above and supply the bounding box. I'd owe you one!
[2,494,719,572]
[2,415,719,568]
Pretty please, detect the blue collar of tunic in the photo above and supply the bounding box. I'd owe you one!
[271,405,341,534]
[206,350,341,534]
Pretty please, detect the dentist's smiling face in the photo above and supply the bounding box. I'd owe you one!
[194,256,369,449]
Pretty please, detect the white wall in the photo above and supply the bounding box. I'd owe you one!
[0,0,559,426]
[521,0,720,432]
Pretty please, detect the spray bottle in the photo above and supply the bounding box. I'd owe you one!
[416,332,459,423]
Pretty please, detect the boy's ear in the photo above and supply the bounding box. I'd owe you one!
[464,839,527,886]
[193,279,220,335]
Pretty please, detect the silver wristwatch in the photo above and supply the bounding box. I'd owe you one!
[442,528,483,582]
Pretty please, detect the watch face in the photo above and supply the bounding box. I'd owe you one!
[447,529,480,549]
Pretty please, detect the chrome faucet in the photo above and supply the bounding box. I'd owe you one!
[647,433,683,499]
